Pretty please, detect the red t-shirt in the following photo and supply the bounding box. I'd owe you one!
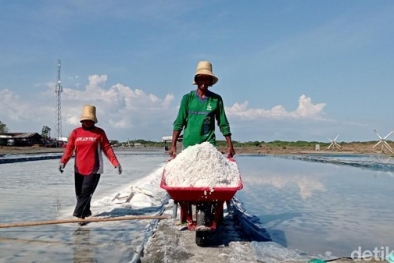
[60,126,120,176]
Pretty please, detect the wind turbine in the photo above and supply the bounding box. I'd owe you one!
[373,130,394,154]
[327,135,341,151]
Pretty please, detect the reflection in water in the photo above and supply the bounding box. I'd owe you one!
[0,153,167,262]
[73,228,94,263]
[236,156,394,257]
[372,155,393,164]
[294,176,326,199]
[248,174,326,199]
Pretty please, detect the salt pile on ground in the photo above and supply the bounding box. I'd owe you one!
[164,142,241,187]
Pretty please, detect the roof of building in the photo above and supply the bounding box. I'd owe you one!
[0,133,41,139]
[162,134,183,142]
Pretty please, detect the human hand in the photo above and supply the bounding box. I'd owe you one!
[168,146,177,159]
[58,163,65,173]
[228,147,236,158]
[116,164,122,175]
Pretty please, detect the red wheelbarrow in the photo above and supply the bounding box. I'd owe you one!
[160,157,243,246]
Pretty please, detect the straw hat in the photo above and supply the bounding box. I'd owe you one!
[193,60,218,85]
[80,105,98,123]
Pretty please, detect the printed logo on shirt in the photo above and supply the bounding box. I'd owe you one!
[76,137,97,142]
[207,104,212,111]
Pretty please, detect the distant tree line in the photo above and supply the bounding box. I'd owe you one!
[0,119,390,148]
[112,139,389,148]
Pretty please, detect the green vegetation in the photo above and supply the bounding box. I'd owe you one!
[41,126,51,139]
[112,139,391,148]
[0,121,9,133]
[0,119,389,150]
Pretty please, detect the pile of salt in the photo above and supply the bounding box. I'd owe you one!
[164,142,240,187]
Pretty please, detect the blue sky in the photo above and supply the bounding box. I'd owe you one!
[1,0,394,143]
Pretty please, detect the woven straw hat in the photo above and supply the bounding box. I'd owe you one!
[193,60,218,85]
[80,105,98,123]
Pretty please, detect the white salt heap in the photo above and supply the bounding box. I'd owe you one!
[164,142,241,187]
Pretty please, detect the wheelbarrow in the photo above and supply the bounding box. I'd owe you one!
[160,157,243,246]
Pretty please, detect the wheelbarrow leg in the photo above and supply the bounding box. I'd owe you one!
[187,202,193,221]
[215,201,224,224]
[172,201,178,218]
[179,202,189,224]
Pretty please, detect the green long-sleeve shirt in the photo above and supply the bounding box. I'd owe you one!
[173,90,232,148]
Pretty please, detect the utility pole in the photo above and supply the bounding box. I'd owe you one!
[55,59,63,141]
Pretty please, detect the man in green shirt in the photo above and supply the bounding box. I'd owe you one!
[169,60,236,158]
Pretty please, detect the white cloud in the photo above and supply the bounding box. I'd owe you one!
[60,75,176,131]
[226,95,326,120]
[0,89,22,121]
[0,75,374,141]
[0,89,53,125]
[0,74,177,138]
[291,95,326,119]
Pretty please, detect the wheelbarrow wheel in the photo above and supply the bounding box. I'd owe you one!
[196,231,208,247]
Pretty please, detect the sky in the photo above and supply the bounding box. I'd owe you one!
[1,0,394,143]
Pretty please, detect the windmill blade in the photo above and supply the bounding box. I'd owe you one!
[383,141,393,150]
[326,137,333,142]
[374,129,383,139]
[334,135,339,141]
[382,142,394,154]
[373,141,383,149]
[383,131,394,139]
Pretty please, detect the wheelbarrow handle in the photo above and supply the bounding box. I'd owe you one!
[227,155,236,162]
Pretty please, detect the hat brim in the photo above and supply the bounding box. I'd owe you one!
[80,117,98,124]
[193,73,218,85]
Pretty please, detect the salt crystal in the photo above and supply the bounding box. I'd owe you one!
[164,142,241,187]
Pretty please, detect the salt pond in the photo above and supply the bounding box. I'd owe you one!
[0,150,393,262]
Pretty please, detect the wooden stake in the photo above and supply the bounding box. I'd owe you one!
[0,215,170,229]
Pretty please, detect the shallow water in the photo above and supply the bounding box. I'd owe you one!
[0,150,168,263]
[236,155,394,257]
[0,151,393,262]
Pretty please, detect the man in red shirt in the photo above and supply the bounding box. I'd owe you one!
[59,105,122,224]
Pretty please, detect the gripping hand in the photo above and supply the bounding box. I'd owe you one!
[116,164,122,175]
[58,163,65,173]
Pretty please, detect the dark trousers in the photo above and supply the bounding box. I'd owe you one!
[73,173,101,218]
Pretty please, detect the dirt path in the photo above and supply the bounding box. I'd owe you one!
[140,217,386,263]
[141,217,259,263]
